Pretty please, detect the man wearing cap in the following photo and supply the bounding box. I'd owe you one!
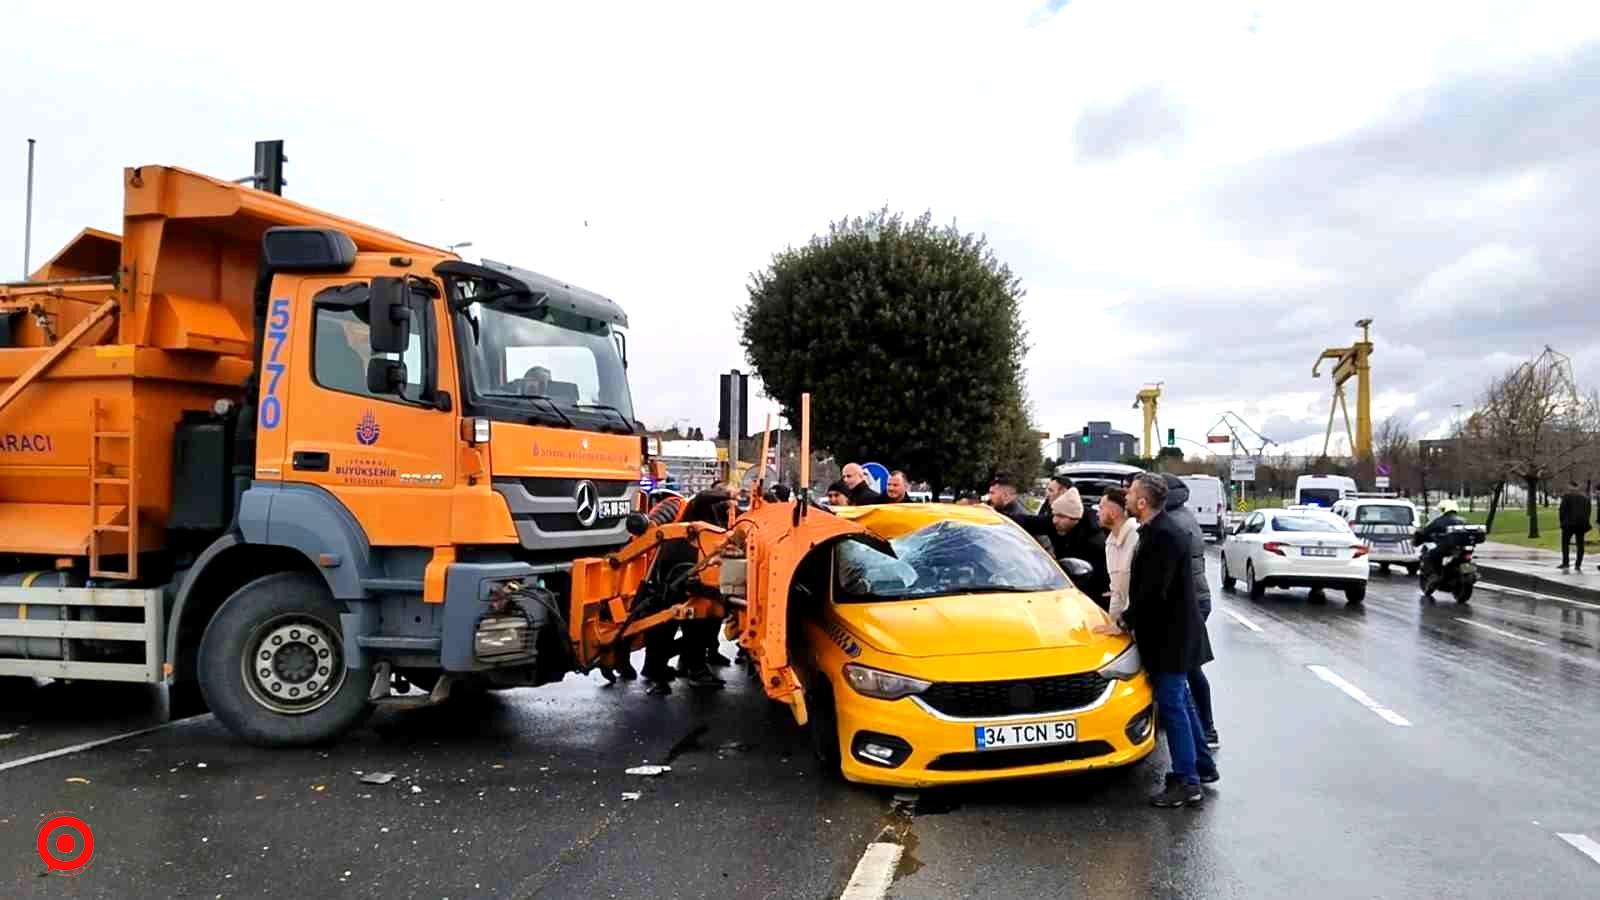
[1049,488,1110,607]
[1558,481,1591,572]
[825,480,851,508]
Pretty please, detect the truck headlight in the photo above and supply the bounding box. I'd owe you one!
[842,664,931,700]
[1096,644,1143,681]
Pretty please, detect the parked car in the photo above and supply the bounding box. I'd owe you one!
[1331,495,1421,576]
[789,503,1156,787]
[1221,507,1370,605]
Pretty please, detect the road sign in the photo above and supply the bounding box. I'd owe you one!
[1206,434,1231,444]
[1230,458,1257,481]
[1375,475,1391,489]
[863,462,890,494]
[1376,461,1391,477]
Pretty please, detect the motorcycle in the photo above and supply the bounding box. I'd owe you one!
[1411,524,1487,604]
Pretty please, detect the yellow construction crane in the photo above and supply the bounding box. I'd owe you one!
[1132,383,1163,456]
[1313,318,1374,460]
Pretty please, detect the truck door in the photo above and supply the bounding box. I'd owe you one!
[278,276,457,547]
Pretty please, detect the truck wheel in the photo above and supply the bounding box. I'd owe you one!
[198,572,372,747]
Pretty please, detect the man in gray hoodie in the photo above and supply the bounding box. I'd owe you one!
[1163,474,1219,749]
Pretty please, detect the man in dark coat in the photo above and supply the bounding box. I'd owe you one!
[842,463,884,506]
[1047,490,1110,607]
[1558,481,1591,572]
[1125,473,1218,808]
[1163,474,1219,749]
[986,472,1029,518]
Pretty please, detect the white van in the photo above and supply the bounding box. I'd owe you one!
[1296,474,1358,509]
[1179,474,1226,539]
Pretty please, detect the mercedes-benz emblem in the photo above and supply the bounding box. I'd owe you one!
[574,480,600,528]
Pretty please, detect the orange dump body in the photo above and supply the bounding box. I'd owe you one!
[0,166,445,564]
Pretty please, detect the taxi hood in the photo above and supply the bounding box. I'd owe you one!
[831,589,1114,659]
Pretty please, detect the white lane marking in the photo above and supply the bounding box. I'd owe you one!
[1557,833,1600,867]
[1482,583,1600,611]
[1222,607,1264,633]
[1454,617,1546,646]
[1306,665,1412,727]
[840,842,904,900]
[0,718,201,774]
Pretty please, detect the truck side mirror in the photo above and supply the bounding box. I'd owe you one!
[369,277,412,354]
[367,357,407,395]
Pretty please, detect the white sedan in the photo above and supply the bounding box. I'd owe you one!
[1220,507,1370,606]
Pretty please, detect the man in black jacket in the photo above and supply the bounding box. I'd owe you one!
[1558,481,1591,572]
[1125,473,1218,808]
[842,463,884,506]
[1163,474,1219,749]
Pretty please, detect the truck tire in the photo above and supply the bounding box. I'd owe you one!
[198,572,373,747]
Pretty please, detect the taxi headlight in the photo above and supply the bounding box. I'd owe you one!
[1096,644,1143,681]
[842,664,931,700]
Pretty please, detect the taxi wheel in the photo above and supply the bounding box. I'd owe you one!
[807,677,842,773]
[1246,562,1266,602]
[1345,583,1366,605]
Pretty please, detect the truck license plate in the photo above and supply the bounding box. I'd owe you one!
[974,720,1076,751]
[598,499,631,519]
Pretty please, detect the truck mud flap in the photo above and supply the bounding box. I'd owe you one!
[0,586,165,682]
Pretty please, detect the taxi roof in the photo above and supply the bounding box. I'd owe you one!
[833,502,1014,539]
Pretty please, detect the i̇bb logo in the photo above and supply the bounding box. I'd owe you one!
[36,812,94,876]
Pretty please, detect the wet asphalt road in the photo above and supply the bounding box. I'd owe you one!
[4,550,1600,899]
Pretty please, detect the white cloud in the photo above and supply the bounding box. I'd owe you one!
[3,0,1598,458]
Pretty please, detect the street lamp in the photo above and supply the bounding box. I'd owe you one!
[445,241,473,255]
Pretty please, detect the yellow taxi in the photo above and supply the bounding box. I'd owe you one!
[791,503,1156,787]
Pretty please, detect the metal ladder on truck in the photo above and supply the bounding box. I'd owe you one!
[0,399,165,684]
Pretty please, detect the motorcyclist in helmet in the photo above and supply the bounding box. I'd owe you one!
[1417,499,1465,574]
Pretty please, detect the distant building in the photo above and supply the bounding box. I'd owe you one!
[1058,420,1138,463]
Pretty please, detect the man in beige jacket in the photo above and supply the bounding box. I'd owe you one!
[1096,486,1139,633]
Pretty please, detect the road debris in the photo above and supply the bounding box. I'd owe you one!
[0,732,18,742]
[622,792,642,802]
[360,772,397,785]
[312,784,327,793]
[65,777,91,784]
[625,765,672,777]
[410,785,423,795]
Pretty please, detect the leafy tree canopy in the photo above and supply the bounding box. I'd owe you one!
[739,210,1037,494]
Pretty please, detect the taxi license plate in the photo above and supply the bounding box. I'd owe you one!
[974,720,1076,751]
[1302,547,1337,557]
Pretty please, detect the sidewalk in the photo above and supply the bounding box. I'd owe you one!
[1473,540,1600,604]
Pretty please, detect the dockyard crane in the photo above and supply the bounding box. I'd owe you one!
[1313,318,1375,460]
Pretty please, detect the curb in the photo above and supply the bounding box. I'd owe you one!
[1476,563,1600,606]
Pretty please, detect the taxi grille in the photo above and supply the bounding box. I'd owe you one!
[927,741,1115,771]
[918,673,1111,719]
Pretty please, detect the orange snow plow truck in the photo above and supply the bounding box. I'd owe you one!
[0,165,847,745]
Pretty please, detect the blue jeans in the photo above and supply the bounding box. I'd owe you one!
[1153,671,1216,785]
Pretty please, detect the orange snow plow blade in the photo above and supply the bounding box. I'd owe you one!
[567,497,867,726]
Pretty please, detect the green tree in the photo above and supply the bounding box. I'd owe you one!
[739,210,1033,499]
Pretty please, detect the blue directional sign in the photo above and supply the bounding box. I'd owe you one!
[862,462,890,495]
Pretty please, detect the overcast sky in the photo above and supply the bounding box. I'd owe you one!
[4,0,1598,460]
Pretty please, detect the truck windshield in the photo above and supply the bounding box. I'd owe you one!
[459,302,635,424]
[834,520,1069,602]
